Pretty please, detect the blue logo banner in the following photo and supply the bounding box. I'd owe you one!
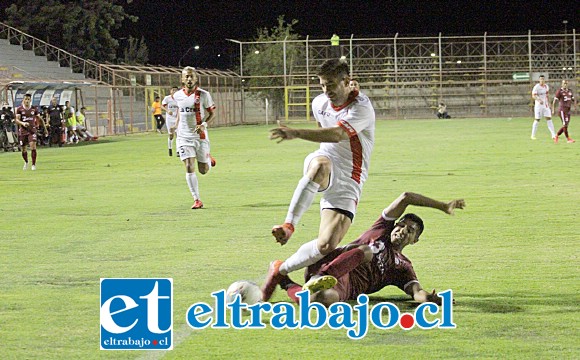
[100,278,173,350]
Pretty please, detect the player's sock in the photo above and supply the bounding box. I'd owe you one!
[564,128,569,138]
[557,127,564,136]
[531,120,539,138]
[285,283,303,304]
[547,120,556,137]
[31,149,37,165]
[186,172,200,200]
[319,247,365,279]
[22,151,28,163]
[279,239,324,275]
[284,176,320,226]
[168,138,172,150]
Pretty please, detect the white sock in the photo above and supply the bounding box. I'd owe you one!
[185,173,200,200]
[531,120,539,137]
[280,239,324,275]
[546,120,556,137]
[284,176,320,226]
[168,138,172,150]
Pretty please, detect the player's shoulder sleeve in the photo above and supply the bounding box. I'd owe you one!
[532,84,539,95]
[161,95,169,106]
[200,89,216,110]
[394,256,419,292]
[311,94,327,123]
[340,92,375,135]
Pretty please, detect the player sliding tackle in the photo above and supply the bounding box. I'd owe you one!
[275,192,465,307]
[263,59,376,301]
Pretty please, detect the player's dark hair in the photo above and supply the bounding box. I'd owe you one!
[539,75,545,78]
[317,59,350,80]
[399,213,424,238]
[24,94,32,98]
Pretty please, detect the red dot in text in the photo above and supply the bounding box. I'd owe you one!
[400,313,414,329]
[153,340,158,345]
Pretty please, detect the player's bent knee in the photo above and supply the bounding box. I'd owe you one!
[317,240,339,255]
[307,156,332,185]
[198,163,210,174]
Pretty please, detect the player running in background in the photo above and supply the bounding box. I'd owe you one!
[263,59,375,301]
[274,192,465,306]
[530,75,556,140]
[171,67,216,209]
[162,86,179,156]
[551,79,577,144]
[15,93,47,170]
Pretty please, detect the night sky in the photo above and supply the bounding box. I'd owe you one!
[1,1,578,69]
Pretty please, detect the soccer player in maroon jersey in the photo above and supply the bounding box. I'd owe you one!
[271,192,465,306]
[551,79,577,144]
[14,93,47,170]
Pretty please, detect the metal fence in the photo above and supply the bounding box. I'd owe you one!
[231,30,579,120]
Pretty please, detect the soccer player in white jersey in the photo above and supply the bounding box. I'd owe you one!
[162,86,179,156]
[263,59,375,301]
[531,75,556,140]
[171,67,216,209]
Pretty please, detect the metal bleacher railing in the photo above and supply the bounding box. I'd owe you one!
[232,30,579,120]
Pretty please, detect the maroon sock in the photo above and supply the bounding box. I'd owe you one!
[320,248,365,279]
[22,151,28,163]
[286,284,302,304]
[564,128,569,138]
[31,149,37,165]
[557,127,564,136]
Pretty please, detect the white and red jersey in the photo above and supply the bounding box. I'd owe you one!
[162,94,179,120]
[312,90,375,186]
[532,83,550,107]
[174,87,215,142]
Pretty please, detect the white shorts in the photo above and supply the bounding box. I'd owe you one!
[176,138,210,163]
[534,105,551,119]
[166,117,177,133]
[303,150,362,217]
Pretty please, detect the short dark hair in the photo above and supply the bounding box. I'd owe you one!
[399,213,424,238]
[539,75,545,78]
[317,59,350,80]
[24,94,32,98]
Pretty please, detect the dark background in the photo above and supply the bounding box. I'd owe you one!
[1,0,578,69]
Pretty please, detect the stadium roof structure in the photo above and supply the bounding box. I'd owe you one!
[3,80,96,90]
[101,63,239,78]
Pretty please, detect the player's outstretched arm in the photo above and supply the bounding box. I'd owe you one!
[405,282,451,306]
[383,192,466,219]
[270,121,349,143]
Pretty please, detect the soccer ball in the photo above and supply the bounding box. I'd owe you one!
[226,280,262,305]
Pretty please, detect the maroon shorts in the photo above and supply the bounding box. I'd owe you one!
[557,109,571,126]
[19,132,37,145]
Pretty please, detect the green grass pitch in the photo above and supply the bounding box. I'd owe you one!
[0,117,578,359]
